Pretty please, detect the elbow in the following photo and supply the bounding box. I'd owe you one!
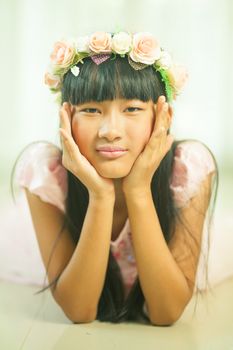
[62,306,97,324]
[149,304,187,327]
[51,288,97,324]
[149,315,177,327]
[72,317,96,324]
[149,289,192,327]
[70,313,96,324]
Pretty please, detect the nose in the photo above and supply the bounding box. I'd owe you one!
[98,113,123,141]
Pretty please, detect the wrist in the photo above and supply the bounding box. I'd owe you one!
[123,187,152,200]
[89,190,115,203]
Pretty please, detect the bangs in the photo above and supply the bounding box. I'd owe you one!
[61,56,166,105]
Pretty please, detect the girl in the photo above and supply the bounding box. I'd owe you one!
[14,31,218,326]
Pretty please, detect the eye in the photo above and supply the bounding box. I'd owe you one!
[82,108,100,113]
[125,107,143,112]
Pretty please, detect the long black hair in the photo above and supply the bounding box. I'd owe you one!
[16,55,219,323]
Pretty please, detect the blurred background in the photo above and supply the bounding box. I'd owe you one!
[0,0,232,287]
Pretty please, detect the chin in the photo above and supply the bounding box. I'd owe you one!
[95,164,131,179]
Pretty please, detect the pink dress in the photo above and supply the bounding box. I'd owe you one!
[14,140,216,317]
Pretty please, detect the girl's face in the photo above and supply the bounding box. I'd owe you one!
[71,98,156,179]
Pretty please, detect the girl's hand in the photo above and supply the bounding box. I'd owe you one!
[122,96,174,196]
[59,103,115,200]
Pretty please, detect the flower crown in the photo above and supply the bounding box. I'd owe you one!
[44,31,188,104]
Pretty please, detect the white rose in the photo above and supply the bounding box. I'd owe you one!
[156,50,173,69]
[112,32,132,54]
[76,36,91,53]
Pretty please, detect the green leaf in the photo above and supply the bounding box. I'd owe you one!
[154,66,173,102]
[110,53,117,61]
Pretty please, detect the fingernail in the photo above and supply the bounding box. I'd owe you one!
[160,96,166,102]
[63,102,68,110]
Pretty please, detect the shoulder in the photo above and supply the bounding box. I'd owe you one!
[170,140,217,209]
[14,141,67,212]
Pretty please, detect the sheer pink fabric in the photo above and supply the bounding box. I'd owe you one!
[15,142,67,213]
[169,140,215,208]
[15,140,216,316]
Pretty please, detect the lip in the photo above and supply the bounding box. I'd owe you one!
[96,145,127,151]
[97,150,128,159]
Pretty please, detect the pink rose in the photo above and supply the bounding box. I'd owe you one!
[50,40,76,68]
[130,32,161,65]
[89,31,112,53]
[166,64,189,92]
[44,71,61,89]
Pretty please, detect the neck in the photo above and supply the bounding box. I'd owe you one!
[113,178,126,211]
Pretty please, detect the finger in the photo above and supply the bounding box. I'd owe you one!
[59,104,66,129]
[59,127,79,158]
[157,95,166,114]
[153,96,165,130]
[144,97,172,156]
[63,103,73,134]
[64,102,74,122]
[60,103,72,135]
[146,123,166,153]
[153,107,168,137]
[165,134,175,152]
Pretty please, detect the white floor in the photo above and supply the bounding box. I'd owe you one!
[1,277,233,350]
[0,181,233,290]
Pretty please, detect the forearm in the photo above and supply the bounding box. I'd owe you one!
[124,190,191,325]
[53,194,115,322]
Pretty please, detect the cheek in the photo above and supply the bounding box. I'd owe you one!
[131,118,154,152]
[72,118,91,156]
